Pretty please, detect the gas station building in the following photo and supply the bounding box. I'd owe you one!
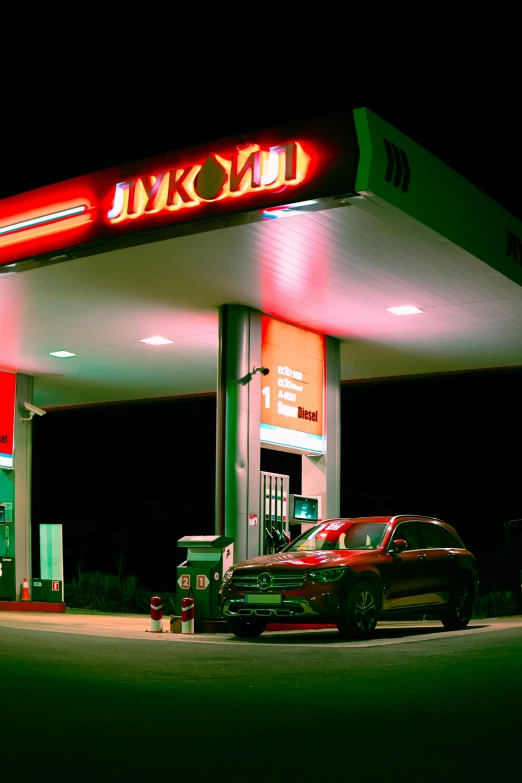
[1,107,522,606]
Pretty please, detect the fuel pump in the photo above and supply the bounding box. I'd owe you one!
[260,472,290,555]
[0,502,15,600]
[0,503,12,556]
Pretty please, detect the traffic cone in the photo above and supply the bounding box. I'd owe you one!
[21,577,30,601]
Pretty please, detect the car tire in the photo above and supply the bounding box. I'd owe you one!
[441,581,474,630]
[337,580,379,639]
[226,617,268,638]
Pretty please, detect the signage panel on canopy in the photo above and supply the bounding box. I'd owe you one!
[0,112,359,268]
[0,371,16,469]
[260,317,324,453]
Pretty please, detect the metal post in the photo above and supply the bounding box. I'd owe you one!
[215,305,262,563]
[300,336,340,522]
[325,336,341,519]
[13,374,34,599]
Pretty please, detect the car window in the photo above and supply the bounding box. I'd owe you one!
[439,526,464,549]
[419,523,449,549]
[392,522,421,551]
[286,521,388,552]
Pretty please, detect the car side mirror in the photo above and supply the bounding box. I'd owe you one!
[390,538,407,554]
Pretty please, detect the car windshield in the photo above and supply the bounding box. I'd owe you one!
[285,521,388,552]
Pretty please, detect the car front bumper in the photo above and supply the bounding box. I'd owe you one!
[221,592,341,621]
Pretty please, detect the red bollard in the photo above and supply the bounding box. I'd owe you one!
[150,596,163,633]
[181,597,195,634]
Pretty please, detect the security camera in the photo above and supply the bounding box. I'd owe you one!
[21,402,46,421]
[24,402,46,416]
[252,366,270,376]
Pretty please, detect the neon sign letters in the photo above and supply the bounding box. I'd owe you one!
[107,142,310,223]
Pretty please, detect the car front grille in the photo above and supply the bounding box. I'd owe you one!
[232,572,306,591]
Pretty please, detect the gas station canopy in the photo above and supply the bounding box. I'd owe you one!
[1,108,521,408]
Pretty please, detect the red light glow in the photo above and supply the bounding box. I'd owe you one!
[0,214,92,250]
[0,201,92,250]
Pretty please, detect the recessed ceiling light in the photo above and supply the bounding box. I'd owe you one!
[140,336,174,345]
[386,306,424,316]
[48,350,77,358]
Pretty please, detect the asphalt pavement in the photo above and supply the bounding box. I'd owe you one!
[1,615,521,781]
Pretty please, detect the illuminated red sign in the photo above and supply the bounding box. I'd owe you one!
[260,317,324,453]
[107,142,310,224]
[0,111,359,268]
[0,371,16,470]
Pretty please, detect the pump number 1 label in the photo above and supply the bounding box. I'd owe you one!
[197,575,210,590]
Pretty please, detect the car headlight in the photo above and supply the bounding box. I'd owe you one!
[223,568,234,583]
[308,568,345,583]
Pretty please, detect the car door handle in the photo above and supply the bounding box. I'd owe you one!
[417,553,427,560]
[449,551,458,559]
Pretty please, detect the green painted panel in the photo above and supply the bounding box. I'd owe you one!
[354,108,522,287]
[40,524,63,581]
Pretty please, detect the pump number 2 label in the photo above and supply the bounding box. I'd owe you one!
[178,574,190,590]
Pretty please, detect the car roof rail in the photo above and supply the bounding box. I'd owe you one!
[391,514,445,524]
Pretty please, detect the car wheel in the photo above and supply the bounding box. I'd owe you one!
[441,582,474,630]
[337,580,379,639]
[226,617,268,638]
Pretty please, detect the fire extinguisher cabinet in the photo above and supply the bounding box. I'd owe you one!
[31,579,63,602]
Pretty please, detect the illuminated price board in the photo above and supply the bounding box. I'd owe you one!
[0,371,16,469]
[260,316,324,453]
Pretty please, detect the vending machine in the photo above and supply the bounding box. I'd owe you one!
[260,471,290,555]
[0,502,15,600]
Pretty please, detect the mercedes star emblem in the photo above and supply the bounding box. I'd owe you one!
[257,572,273,590]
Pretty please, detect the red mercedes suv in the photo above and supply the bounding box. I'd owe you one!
[220,515,478,639]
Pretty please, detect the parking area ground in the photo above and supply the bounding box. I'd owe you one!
[1,609,521,645]
[1,613,521,781]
